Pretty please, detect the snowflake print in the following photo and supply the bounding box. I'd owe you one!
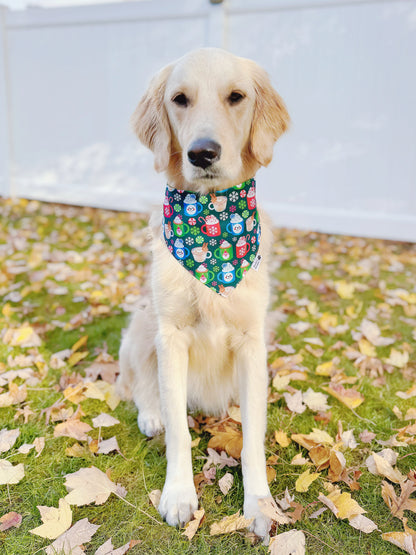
[200,195,208,204]
[195,236,204,245]
[185,237,194,246]
[186,259,195,268]
[188,218,196,226]
[232,259,238,266]
[209,258,216,266]
[229,205,236,213]
[240,190,247,198]
[219,212,229,221]
[223,231,229,238]
[190,227,199,236]
[213,266,220,273]
[203,208,209,216]
[242,210,249,219]
[174,193,182,201]
[212,281,217,287]
[209,238,217,247]
[174,203,181,213]
[238,199,246,210]
[229,191,239,202]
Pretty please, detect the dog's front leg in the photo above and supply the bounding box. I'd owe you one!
[237,334,271,541]
[156,326,198,527]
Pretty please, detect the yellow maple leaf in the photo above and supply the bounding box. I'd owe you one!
[30,499,72,540]
[385,349,409,368]
[274,430,291,447]
[295,469,320,492]
[323,383,364,410]
[358,338,376,358]
[334,281,355,299]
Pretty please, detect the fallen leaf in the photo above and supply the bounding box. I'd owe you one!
[381,479,416,519]
[148,489,162,509]
[45,518,100,555]
[284,390,306,414]
[92,413,120,428]
[227,406,242,423]
[349,514,379,533]
[94,537,132,554]
[397,384,416,400]
[54,419,92,441]
[323,383,364,410]
[0,459,24,484]
[269,529,305,555]
[182,508,205,541]
[366,452,405,483]
[359,430,376,443]
[384,348,409,368]
[0,383,27,407]
[382,519,416,555]
[30,498,72,540]
[0,428,20,453]
[360,319,395,346]
[84,381,120,410]
[64,466,123,506]
[210,511,253,535]
[2,325,42,347]
[318,488,366,520]
[302,388,330,412]
[218,472,234,495]
[295,469,320,492]
[97,436,120,455]
[0,511,22,531]
[274,430,291,447]
[71,335,88,353]
[258,496,291,525]
[207,427,243,459]
[65,443,91,458]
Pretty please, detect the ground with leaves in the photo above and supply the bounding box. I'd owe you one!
[0,197,415,555]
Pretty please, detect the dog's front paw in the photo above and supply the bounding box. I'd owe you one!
[138,411,164,437]
[159,480,198,527]
[244,494,272,543]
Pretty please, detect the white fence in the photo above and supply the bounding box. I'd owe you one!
[1,0,415,241]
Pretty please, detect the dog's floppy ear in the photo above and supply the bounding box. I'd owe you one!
[131,64,173,173]
[248,62,290,167]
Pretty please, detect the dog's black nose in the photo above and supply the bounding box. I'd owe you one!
[187,139,221,169]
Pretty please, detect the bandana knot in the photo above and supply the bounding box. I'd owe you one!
[163,178,261,296]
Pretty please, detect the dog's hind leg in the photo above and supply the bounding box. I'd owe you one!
[116,307,164,437]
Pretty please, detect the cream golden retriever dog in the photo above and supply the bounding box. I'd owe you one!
[117,48,289,540]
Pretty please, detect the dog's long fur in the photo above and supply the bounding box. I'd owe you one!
[117,48,289,540]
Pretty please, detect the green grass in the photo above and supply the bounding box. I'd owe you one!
[0,198,415,554]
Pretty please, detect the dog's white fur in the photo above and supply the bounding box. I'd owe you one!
[117,48,289,540]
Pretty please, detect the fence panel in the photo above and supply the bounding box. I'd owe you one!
[0,0,415,241]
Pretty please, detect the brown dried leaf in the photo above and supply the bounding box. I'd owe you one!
[210,510,253,535]
[54,419,92,441]
[182,508,205,541]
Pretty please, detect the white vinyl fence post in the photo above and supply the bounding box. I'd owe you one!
[206,0,227,49]
[0,6,13,199]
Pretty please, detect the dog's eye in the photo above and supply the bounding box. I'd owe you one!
[228,91,245,105]
[172,93,189,107]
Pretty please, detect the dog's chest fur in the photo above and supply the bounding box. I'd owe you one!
[148,209,271,413]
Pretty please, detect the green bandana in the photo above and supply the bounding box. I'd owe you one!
[163,178,261,296]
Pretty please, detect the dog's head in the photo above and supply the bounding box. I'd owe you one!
[132,48,289,191]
